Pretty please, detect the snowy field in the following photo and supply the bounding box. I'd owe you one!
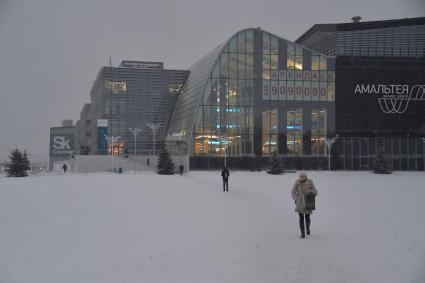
[0,171,424,283]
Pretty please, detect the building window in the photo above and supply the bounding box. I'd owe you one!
[237,32,245,53]
[245,31,254,53]
[228,36,237,53]
[295,46,303,70]
[104,99,111,114]
[195,135,210,155]
[237,53,245,79]
[319,56,327,70]
[104,98,125,115]
[262,108,278,155]
[220,53,228,79]
[287,43,295,69]
[327,82,335,101]
[270,54,278,70]
[271,35,279,54]
[108,119,126,136]
[263,33,270,54]
[169,84,183,94]
[104,81,127,94]
[311,109,327,155]
[287,109,303,155]
[246,54,254,79]
[229,53,237,78]
[262,54,270,70]
[311,55,319,70]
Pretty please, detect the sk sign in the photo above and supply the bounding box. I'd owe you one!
[53,136,71,150]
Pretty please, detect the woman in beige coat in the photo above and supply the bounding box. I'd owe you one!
[291,172,318,238]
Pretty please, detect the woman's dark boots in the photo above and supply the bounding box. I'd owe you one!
[299,214,311,238]
[299,214,305,238]
[306,214,311,235]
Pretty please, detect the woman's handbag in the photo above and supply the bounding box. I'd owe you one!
[305,193,316,210]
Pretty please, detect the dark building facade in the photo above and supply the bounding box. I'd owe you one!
[296,17,425,170]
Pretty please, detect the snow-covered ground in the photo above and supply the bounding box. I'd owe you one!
[0,171,424,283]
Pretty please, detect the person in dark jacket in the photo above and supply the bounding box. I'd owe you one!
[62,163,67,173]
[291,171,318,238]
[179,164,184,175]
[221,166,230,192]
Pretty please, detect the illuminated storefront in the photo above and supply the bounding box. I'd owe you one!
[167,28,336,169]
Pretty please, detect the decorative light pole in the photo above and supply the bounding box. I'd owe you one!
[222,135,228,167]
[325,135,339,171]
[128,127,143,157]
[146,123,161,155]
[224,86,229,168]
[225,138,228,167]
[104,135,120,172]
[128,127,143,171]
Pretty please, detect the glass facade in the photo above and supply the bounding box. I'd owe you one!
[262,108,278,155]
[167,28,335,164]
[167,42,226,153]
[311,109,327,155]
[286,109,303,155]
[261,45,335,102]
[193,30,255,157]
[260,31,334,158]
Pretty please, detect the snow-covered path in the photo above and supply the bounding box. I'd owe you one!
[0,171,424,283]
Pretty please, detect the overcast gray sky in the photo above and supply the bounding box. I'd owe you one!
[0,0,424,162]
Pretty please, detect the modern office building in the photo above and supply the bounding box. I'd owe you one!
[63,17,424,171]
[296,17,425,170]
[74,103,92,154]
[75,61,189,155]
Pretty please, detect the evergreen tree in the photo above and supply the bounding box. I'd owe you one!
[267,151,284,175]
[5,149,30,177]
[157,149,175,175]
[374,149,392,174]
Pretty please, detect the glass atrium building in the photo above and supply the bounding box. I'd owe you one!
[167,28,336,169]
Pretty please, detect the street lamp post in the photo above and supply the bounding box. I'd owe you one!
[222,135,228,167]
[104,135,120,172]
[325,135,339,171]
[224,88,229,168]
[128,127,143,156]
[225,141,227,167]
[146,123,161,156]
[128,127,143,171]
